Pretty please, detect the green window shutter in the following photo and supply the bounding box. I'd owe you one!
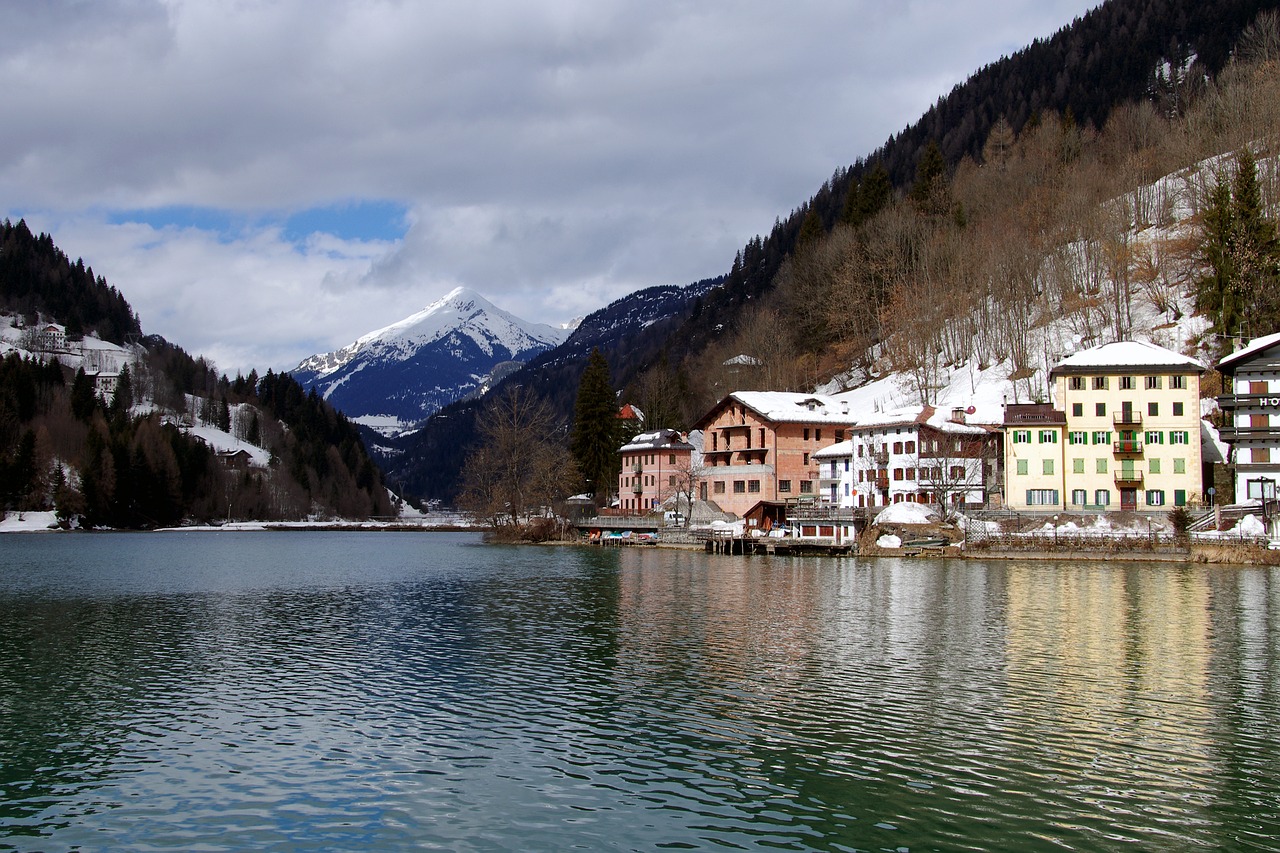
[1073,458,1084,473]
[1017,459,1028,475]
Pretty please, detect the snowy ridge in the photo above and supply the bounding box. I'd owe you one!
[292,287,570,435]
[296,287,568,379]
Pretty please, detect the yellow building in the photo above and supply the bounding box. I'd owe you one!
[1005,341,1205,512]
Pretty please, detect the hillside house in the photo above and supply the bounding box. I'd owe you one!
[1004,340,1205,511]
[617,429,696,514]
[692,392,855,516]
[1216,332,1280,506]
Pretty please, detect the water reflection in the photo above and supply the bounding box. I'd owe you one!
[0,535,1278,851]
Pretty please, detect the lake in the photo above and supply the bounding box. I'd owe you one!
[1,532,1277,851]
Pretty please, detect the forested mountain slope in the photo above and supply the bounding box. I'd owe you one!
[1,221,391,527]
[393,0,1280,503]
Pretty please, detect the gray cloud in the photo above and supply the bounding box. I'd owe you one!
[1,0,1100,374]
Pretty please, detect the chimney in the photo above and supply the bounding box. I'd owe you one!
[951,407,966,424]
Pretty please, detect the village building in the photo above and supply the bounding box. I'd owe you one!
[617,428,696,514]
[1216,331,1280,506]
[1004,340,1205,511]
[814,405,1001,510]
[691,392,856,517]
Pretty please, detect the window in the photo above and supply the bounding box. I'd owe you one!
[669,453,676,464]
[1171,375,1187,389]
[713,481,725,494]
[1174,489,1187,506]
[1017,459,1028,475]
[1146,490,1165,506]
[1026,489,1060,506]
[1172,402,1184,417]
[1173,458,1186,474]
[835,430,844,442]
[1072,489,1088,505]
[803,453,810,465]
[1073,458,1085,474]
[1069,377,1085,390]
[779,480,792,493]
[1145,430,1163,445]
[905,441,916,453]
[733,481,745,494]
[1013,430,1031,444]
[1096,402,1107,417]
[1093,376,1109,390]
[1096,458,1108,474]
[893,468,904,481]
[1069,431,1087,445]
[1145,375,1162,390]
[1170,431,1189,445]
[1119,376,1135,390]
[1095,489,1111,506]
[1039,430,1058,443]
[1072,403,1083,417]
[857,445,864,457]
[748,480,761,493]
[803,428,810,440]
[906,468,916,480]
[1148,458,1161,474]
[1257,448,1273,464]
[1043,459,1055,475]
[950,465,965,480]
[799,480,813,493]
[1148,402,1158,416]
[1092,431,1111,445]
[669,475,676,487]
[815,429,822,442]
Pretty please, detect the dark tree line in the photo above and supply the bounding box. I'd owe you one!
[1,219,140,344]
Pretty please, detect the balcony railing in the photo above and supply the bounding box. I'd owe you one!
[1113,410,1143,426]
[1113,440,1144,455]
[1217,393,1280,409]
[1113,469,1144,487]
[631,482,643,494]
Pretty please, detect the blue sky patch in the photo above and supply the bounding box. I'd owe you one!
[105,200,409,245]
[284,200,409,244]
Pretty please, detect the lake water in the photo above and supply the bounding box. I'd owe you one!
[1,532,1278,852]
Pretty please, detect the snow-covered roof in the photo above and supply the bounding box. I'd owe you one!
[698,391,855,426]
[1217,331,1280,372]
[619,428,694,453]
[1050,340,1204,374]
[812,440,853,459]
[723,354,762,366]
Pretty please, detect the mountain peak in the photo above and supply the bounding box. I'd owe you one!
[291,288,569,435]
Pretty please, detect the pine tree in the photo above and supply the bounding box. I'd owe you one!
[570,348,620,501]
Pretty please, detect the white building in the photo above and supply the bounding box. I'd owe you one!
[813,405,1000,510]
[1217,332,1280,505]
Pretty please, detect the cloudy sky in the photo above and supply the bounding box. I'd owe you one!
[2,0,1100,375]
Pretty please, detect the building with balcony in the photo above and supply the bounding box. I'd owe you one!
[1004,340,1205,511]
[617,429,696,514]
[815,405,1001,510]
[692,392,856,516]
[1216,331,1280,504]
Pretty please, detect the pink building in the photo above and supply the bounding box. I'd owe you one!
[617,429,696,514]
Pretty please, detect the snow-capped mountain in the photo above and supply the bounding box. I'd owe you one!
[292,287,569,435]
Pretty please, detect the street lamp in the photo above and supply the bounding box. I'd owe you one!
[1258,477,1276,536]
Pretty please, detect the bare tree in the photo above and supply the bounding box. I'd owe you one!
[458,385,578,527]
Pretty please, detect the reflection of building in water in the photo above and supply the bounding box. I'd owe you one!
[1002,565,1214,787]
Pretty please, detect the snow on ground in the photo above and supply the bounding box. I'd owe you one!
[874,503,938,525]
[0,511,61,532]
[185,425,272,466]
[876,533,903,548]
